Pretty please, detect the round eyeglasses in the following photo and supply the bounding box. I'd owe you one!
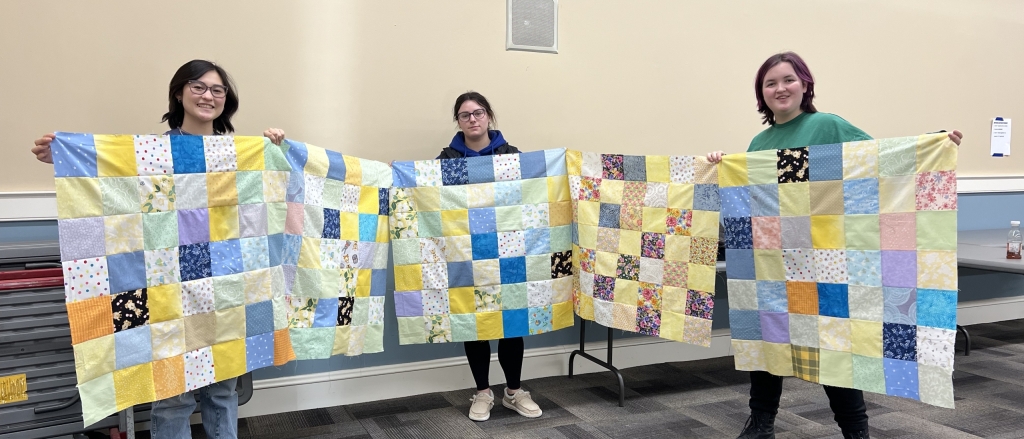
[457,109,487,122]
[187,80,228,99]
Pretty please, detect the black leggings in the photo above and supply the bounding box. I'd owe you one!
[749,371,868,432]
[464,337,524,391]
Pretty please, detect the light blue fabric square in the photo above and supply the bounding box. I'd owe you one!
[391,161,417,188]
[883,358,919,400]
[115,326,152,369]
[847,250,882,287]
[917,289,957,330]
[729,309,762,340]
[245,332,275,372]
[726,249,755,280]
[52,132,97,177]
[544,148,567,176]
[283,140,308,171]
[519,151,547,179]
[525,228,551,255]
[210,240,244,277]
[466,156,495,184]
[809,143,843,181]
[756,280,788,312]
[720,187,751,218]
[750,184,780,217]
[494,181,523,206]
[359,214,378,242]
[326,150,346,181]
[313,297,339,328]
[844,178,880,214]
[240,236,270,272]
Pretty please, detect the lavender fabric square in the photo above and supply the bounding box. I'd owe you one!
[883,287,916,325]
[177,209,211,246]
[760,311,790,343]
[58,217,106,261]
[394,291,423,317]
[881,251,917,288]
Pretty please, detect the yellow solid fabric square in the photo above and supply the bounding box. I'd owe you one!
[601,180,624,204]
[303,145,330,177]
[547,176,570,201]
[394,264,423,291]
[577,201,600,226]
[811,215,845,249]
[594,251,618,277]
[667,183,694,210]
[550,201,572,227]
[215,306,246,343]
[718,154,749,187]
[207,172,239,207]
[376,216,390,242]
[441,210,470,236]
[779,182,810,216]
[687,263,716,292]
[577,224,598,249]
[850,319,882,358]
[358,186,379,214]
[690,210,719,238]
[113,363,156,411]
[614,279,640,305]
[476,311,503,340]
[234,137,266,171]
[104,214,144,254]
[298,237,322,269]
[343,156,362,185]
[660,309,685,341]
[152,355,185,401]
[818,350,854,388]
[209,205,240,242]
[473,260,500,285]
[618,230,642,256]
[95,135,136,177]
[356,269,372,297]
[642,207,668,233]
[332,325,351,356]
[664,235,691,262]
[56,178,102,219]
[340,213,359,241]
[73,335,116,383]
[449,287,476,314]
[148,283,183,323]
[212,339,247,381]
[754,249,785,281]
[843,140,879,179]
[576,294,595,320]
[566,150,583,175]
[916,134,957,173]
[878,176,916,213]
[645,156,671,183]
[763,341,794,377]
[552,301,574,330]
[662,286,688,314]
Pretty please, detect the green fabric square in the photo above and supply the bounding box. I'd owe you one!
[818,349,854,388]
[440,186,468,210]
[550,225,572,252]
[267,202,287,235]
[351,297,370,326]
[320,269,341,299]
[295,267,322,298]
[392,238,421,266]
[526,255,551,281]
[363,324,384,353]
[878,136,917,177]
[917,211,957,251]
[398,316,427,344]
[236,171,264,205]
[264,140,292,171]
[144,211,179,250]
[521,178,549,204]
[845,214,880,250]
[272,295,288,330]
[495,206,523,232]
[78,372,116,426]
[416,211,443,237]
[323,180,344,210]
[746,150,778,185]
[449,313,478,342]
[289,327,335,360]
[303,205,324,238]
[852,354,885,394]
[501,283,528,310]
[101,177,140,215]
[213,273,245,310]
[918,363,954,408]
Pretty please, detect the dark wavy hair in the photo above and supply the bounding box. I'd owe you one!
[452,91,496,126]
[161,60,239,134]
[755,52,817,126]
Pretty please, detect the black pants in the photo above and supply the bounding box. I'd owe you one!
[749,371,868,432]
[464,337,524,391]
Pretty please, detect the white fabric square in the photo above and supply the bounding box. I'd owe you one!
[414,160,443,187]
[527,280,555,308]
[63,257,111,303]
[783,249,815,282]
[341,184,361,213]
[493,154,522,181]
[644,182,669,208]
[303,174,325,207]
[521,203,550,230]
[579,272,595,298]
[593,297,614,327]
[420,237,446,263]
[420,289,449,316]
[145,248,180,287]
[421,263,449,290]
[369,296,386,325]
[134,135,173,176]
[203,136,238,172]
[150,319,185,360]
[638,257,665,284]
[917,326,956,370]
[581,152,602,178]
[181,278,215,316]
[497,231,526,257]
[814,249,849,284]
[174,174,208,209]
[184,347,216,391]
[670,155,696,184]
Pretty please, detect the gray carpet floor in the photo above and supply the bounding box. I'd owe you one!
[193,319,1024,438]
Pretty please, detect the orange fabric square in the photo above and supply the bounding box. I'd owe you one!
[787,282,819,315]
[68,296,114,344]
[273,329,296,366]
[152,355,185,400]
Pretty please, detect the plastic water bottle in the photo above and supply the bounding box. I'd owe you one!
[1009,221,1022,260]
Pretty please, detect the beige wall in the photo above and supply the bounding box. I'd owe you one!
[2,0,1022,191]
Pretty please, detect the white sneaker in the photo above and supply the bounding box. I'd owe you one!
[502,388,542,418]
[468,390,494,421]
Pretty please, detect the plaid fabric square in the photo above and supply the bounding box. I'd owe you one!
[724,133,957,408]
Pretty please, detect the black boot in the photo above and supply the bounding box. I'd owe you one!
[736,411,775,439]
[842,430,869,439]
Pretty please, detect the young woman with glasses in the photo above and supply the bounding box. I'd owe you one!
[30,59,284,439]
[708,52,961,439]
[439,92,543,422]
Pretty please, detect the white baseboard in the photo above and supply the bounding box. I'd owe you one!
[238,329,734,419]
[3,177,1024,222]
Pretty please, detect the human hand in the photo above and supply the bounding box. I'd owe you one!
[706,151,725,164]
[31,133,56,164]
[948,130,963,146]
[263,128,285,145]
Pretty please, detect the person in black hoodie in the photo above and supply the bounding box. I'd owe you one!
[442,92,542,422]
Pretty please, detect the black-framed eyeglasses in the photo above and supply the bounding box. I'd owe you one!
[457,109,487,122]
[187,80,228,99]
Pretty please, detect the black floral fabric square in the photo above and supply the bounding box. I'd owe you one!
[112,288,149,332]
[777,147,810,183]
[337,297,355,326]
[551,250,573,278]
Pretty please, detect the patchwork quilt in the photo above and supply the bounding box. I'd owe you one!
[722,133,959,407]
[390,149,575,343]
[50,132,391,426]
[568,151,722,346]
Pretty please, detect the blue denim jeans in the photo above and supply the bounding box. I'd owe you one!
[150,378,238,439]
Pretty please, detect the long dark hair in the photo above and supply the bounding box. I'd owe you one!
[452,91,496,126]
[161,60,239,134]
[755,52,817,126]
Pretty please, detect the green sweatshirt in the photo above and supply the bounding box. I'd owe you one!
[747,111,872,152]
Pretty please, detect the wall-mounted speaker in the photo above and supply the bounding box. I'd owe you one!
[506,0,558,54]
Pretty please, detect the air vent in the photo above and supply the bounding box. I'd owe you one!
[506,0,558,53]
